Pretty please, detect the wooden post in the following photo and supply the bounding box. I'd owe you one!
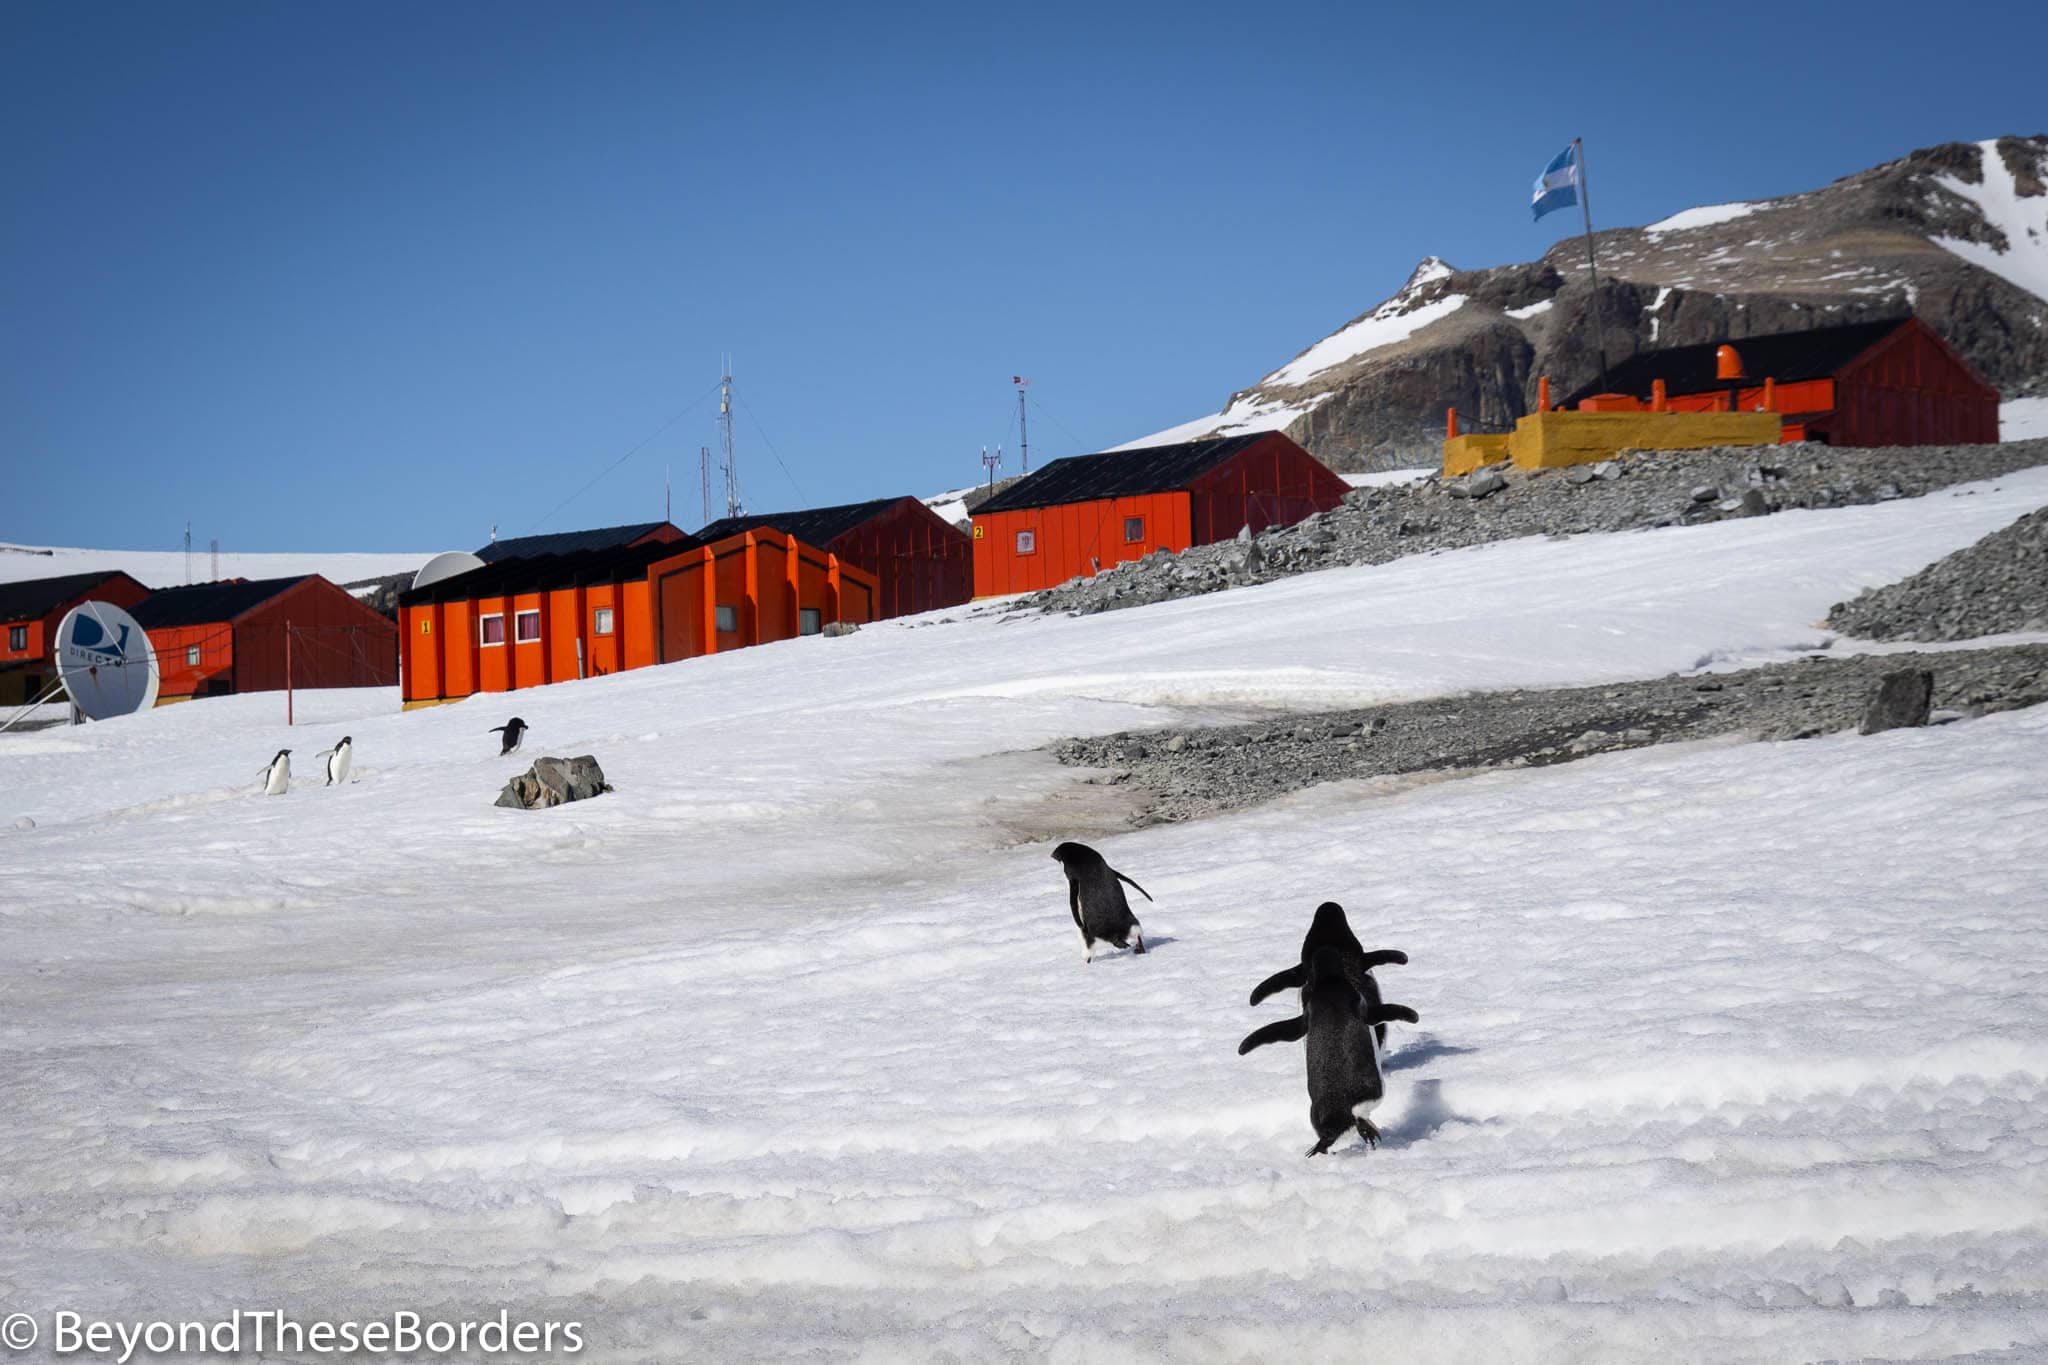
[284,619,293,726]
[1762,377,1776,411]
[1538,376,1551,411]
[1446,406,1459,438]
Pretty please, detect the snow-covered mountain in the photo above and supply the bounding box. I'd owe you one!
[1122,136,2048,469]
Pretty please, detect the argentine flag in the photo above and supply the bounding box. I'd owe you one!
[1532,144,1580,221]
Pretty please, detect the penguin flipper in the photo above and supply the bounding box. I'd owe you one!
[1068,884,1084,933]
[1248,964,1306,1006]
[1237,1016,1307,1055]
[1368,1003,1420,1026]
[1114,870,1153,903]
[1359,949,1409,970]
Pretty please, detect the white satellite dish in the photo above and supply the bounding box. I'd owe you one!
[54,600,160,720]
[413,550,487,591]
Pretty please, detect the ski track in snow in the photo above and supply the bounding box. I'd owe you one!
[4,472,2048,1360]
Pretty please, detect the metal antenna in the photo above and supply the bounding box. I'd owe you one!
[184,522,192,584]
[700,446,712,526]
[1014,376,1030,473]
[719,357,741,517]
[665,463,671,524]
[210,538,219,579]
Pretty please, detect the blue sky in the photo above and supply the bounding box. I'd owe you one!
[6,0,2042,553]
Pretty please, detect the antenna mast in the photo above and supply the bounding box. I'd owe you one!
[184,522,192,584]
[719,358,741,518]
[210,538,219,579]
[1014,376,1030,473]
[700,446,712,526]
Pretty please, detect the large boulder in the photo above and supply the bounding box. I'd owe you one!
[495,755,613,810]
[1859,670,1934,736]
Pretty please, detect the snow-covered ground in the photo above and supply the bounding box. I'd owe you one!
[4,472,2048,1361]
[2006,396,2048,441]
[0,542,435,588]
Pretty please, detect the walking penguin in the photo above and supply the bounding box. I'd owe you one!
[259,749,292,796]
[319,736,353,786]
[490,717,528,756]
[1238,946,1419,1155]
[1049,841,1150,962]
[1248,901,1408,1046]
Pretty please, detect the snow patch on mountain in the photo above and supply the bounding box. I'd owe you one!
[1262,292,1468,389]
[1931,139,2048,304]
[1646,201,1764,235]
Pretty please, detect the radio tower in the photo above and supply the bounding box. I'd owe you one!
[700,446,712,526]
[719,359,742,518]
[1014,376,1030,473]
[184,522,192,584]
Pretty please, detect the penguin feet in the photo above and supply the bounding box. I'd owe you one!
[1131,932,1147,955]
[1306,1139,1333,1158]
[1355,1118,1381,1149]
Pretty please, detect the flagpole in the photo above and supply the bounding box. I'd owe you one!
[1574,137,1611,394]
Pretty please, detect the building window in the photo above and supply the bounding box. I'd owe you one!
[593,607,614,636]
[799,608,822,636]
[7,626,23,651]
[479,614,505,646]
[1124,516,1145,543]
[715,605,737,633]
[515,610,541,643]
[1016,530,1036,555]
[186,645,200,667]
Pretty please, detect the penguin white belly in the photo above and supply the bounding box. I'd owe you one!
[264,761,290,795]
[327,746,352,784]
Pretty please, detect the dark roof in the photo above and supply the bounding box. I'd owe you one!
[399,535,705,607]
[130,577,311,628]
[974,434,1271,513]
[475,522,678,564]
[1564,318,1911,407]
[0,570,141,623]
[695,497,911,547]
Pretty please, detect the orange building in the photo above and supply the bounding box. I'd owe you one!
[696,496,972,619]
[130,576,399,701]
[396,526,879,707]
[1563,317,1999,445]
[970,432,1349,597]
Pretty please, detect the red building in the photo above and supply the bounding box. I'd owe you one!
[397,525,880,708]
[695,496,972,619]
[0,569,151,706]
[130,576,399,701]
[970,432,1349,597]
[1566,317,2000,445]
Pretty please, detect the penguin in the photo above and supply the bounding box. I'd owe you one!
[1049,841,1150,962]
[318,736,353,786]
[490,717,528,756]
[1248,902,1408,1047]
[259,749,292,796]
[1238,946,1420,1156]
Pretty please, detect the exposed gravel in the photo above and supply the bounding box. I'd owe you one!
[1017,438,2048,616]
[1053,643,2048,826]
[1829,505,2048,641]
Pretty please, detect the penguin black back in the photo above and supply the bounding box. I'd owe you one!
[1239,946,1419,1156]
[1049,841,1150,963]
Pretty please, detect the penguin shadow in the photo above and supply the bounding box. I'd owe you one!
[1382,1036,1478,1075]
[1364,1079,1467,1152]
[1137,933,1179,953]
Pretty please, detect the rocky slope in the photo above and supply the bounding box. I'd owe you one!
[1021,438,2048,617]
[1055,643,2048,826]
[1126,136,2048,471]
[1830,505,2048,641]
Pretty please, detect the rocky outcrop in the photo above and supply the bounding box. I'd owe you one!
[1829,505,2048,641]
[1135,136,2048,472]
[495,755,613,810]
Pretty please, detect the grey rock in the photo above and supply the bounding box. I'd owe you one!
[822,621,861,637]
[1739,489,1769,517]
[1859,670,1935,735]
[496,754,613,809]
[1594,460,1622,481]
[13,816,33,831]
[1566,465,1595,485]
[1690,484,1719,503]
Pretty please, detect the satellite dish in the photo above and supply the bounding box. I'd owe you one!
[413,551,486,591]
[54,600,160,720]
